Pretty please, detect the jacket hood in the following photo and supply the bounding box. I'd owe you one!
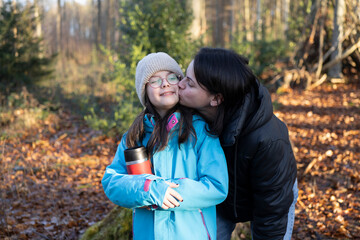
[221,83,273,146]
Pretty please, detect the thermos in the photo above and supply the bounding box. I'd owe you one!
[124,146,153,175]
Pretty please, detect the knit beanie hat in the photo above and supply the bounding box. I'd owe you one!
[135,52,184,107]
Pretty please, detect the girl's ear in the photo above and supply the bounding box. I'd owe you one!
[210,93,224,107]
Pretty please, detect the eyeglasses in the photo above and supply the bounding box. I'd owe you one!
[147,73,180,88]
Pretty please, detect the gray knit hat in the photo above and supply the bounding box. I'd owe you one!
[135,52,184,107]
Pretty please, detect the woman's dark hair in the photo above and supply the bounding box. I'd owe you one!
[126,88,196,158]
[193,47,259,136]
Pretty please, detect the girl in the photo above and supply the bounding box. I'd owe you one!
[102,52,228,240]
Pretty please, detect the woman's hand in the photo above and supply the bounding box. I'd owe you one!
[161,182,183,209]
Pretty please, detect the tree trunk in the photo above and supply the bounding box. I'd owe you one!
[75,3,81,53]
[12,0,18,57]
[264,3,271,40]
[223,0,232,46]
[96,0,101,50]
[63,1,69,57]
[34,0,42,38]
[34,0,43,58]
[275,0,282,39]
[255,0,262,41]
[112,0,119,50]
[105,0,113,49]
[299,0,320,67]
[229,0,235,43]
[91,0,96,48]
[309,0,320,23]
[244,0,251,42]
[315,0,328,81]
[56,0,62,53]
[283,0,290,38]
[323,38,360,71]
[189,0,206,41]
[328,0,345,79]
[214,0,220,46]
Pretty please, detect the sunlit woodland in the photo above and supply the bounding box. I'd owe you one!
[1,0,359,239]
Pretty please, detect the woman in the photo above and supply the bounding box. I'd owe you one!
[178,47,298,240]
[102,52,228,240]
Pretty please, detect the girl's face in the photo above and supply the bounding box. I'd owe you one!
[146,71,179,118]
[178,60,215,112]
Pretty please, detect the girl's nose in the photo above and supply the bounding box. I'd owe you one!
[161,78,170,88]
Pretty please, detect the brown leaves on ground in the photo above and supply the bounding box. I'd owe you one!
[0,84,359,239]
[272,84,360,239]
[0,111,117,239]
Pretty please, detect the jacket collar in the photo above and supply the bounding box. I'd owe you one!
[221,83,273,146]
[144,112,181,133]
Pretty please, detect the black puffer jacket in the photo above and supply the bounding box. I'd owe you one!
[217,83,297,239]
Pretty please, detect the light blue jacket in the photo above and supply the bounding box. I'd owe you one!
[102,112,228,240]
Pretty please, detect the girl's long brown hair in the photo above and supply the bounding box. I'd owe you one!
[126,91,196,158]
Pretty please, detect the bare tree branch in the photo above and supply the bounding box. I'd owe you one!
[322,38,360,71]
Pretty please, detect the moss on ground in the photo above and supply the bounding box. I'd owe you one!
[80,206,133,240]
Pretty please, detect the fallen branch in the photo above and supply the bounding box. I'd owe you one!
[322,38,360,71]
[304,158,319,174]
[269,74,282,85]
[310,28,354,72]
[307,74,327,90]
[269,38,359,90]
[315,0,327,80]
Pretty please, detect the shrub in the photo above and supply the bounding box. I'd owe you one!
[231,39,289,77]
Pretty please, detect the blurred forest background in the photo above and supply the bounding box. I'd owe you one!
[0,0,359,239]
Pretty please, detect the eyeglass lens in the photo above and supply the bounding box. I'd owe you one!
[148,73,179,88]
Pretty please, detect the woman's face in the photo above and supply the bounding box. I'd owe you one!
[146,71,179,118]
[178,60,214,111]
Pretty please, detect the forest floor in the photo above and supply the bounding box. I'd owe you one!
[0,83,359,239]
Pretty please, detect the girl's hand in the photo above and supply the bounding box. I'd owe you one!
[161,182,183,209]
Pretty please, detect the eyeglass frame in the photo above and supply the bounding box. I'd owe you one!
[146,73,181,88]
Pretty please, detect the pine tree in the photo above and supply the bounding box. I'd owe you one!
[0,1,53,96]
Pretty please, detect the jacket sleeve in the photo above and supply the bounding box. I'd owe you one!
[164,129,229,211]
[250,138,296,239]
[101,135,169,209]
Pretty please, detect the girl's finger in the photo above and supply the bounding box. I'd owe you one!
[163,198,175,209]
[161,203,169,210]
[165,181,179,188]
[161,198,170,209]
[166,194,180,207]
[169,188,183,202]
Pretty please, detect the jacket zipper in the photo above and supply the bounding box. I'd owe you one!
[132,209,135,239]
[199,209,211,240]
[233,137,239,219]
